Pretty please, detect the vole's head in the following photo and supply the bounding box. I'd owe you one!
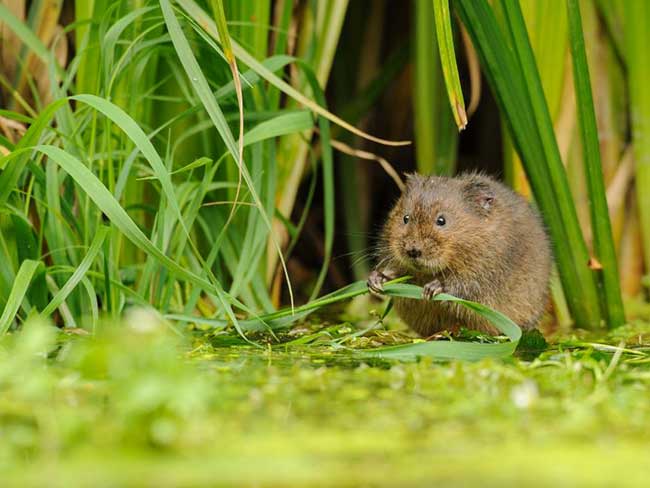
[385,173,497,273]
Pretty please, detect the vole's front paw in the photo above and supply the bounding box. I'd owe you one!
[423,279,444,300]
[367,270,388,295]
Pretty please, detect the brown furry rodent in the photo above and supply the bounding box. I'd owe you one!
[368,173,552,336]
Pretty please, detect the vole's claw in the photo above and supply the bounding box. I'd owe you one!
[367,270,388,295]
[423,279,444,300]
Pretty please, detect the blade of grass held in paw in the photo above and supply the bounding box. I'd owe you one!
[359,282,521,361]
[168,279,522,361]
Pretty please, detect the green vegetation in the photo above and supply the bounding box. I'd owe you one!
[3,312,650,486]
[1,0,649,484]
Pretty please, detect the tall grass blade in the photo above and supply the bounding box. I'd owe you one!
[414,0,457,175]
[303,70,334,300]
[0,99,66,205]
[209,0,244,225]
[502,0,568,193]
[566,0,624,327]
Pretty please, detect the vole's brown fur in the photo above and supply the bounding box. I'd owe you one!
[368,173,552,336]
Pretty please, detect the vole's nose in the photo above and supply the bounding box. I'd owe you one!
[406,247,422,259]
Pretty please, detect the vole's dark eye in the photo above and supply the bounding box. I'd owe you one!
[403,214,410,224]
[436,215,446,227]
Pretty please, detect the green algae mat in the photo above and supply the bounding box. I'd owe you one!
[3,303,650,487]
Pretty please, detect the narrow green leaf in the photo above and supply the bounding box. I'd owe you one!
[209,0,234,63]
[208,0,245,232]
[358,283,520,360]
[243,111,314,147]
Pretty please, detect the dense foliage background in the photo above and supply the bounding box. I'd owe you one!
[0,0,646,327]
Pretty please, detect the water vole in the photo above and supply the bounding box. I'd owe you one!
[368,173,552,336]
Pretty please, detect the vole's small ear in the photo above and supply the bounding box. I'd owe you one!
[403,172,422,191]
[463,178,496,213]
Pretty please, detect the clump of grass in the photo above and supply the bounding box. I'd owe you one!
[0,0,397,334]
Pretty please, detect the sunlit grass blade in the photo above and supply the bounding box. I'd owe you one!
[414,0,457,175]
[432,0,467,130]
[0,259,41,335]
[455,0,602,329]
[358,284,521,361]
[566,0,624,327]
[75,0,109,95]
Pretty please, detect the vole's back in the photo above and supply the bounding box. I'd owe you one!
[377,173,551,335]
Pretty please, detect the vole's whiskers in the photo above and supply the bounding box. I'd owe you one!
[350,252,376,268]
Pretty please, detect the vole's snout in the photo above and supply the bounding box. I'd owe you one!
[406,247,422,259]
